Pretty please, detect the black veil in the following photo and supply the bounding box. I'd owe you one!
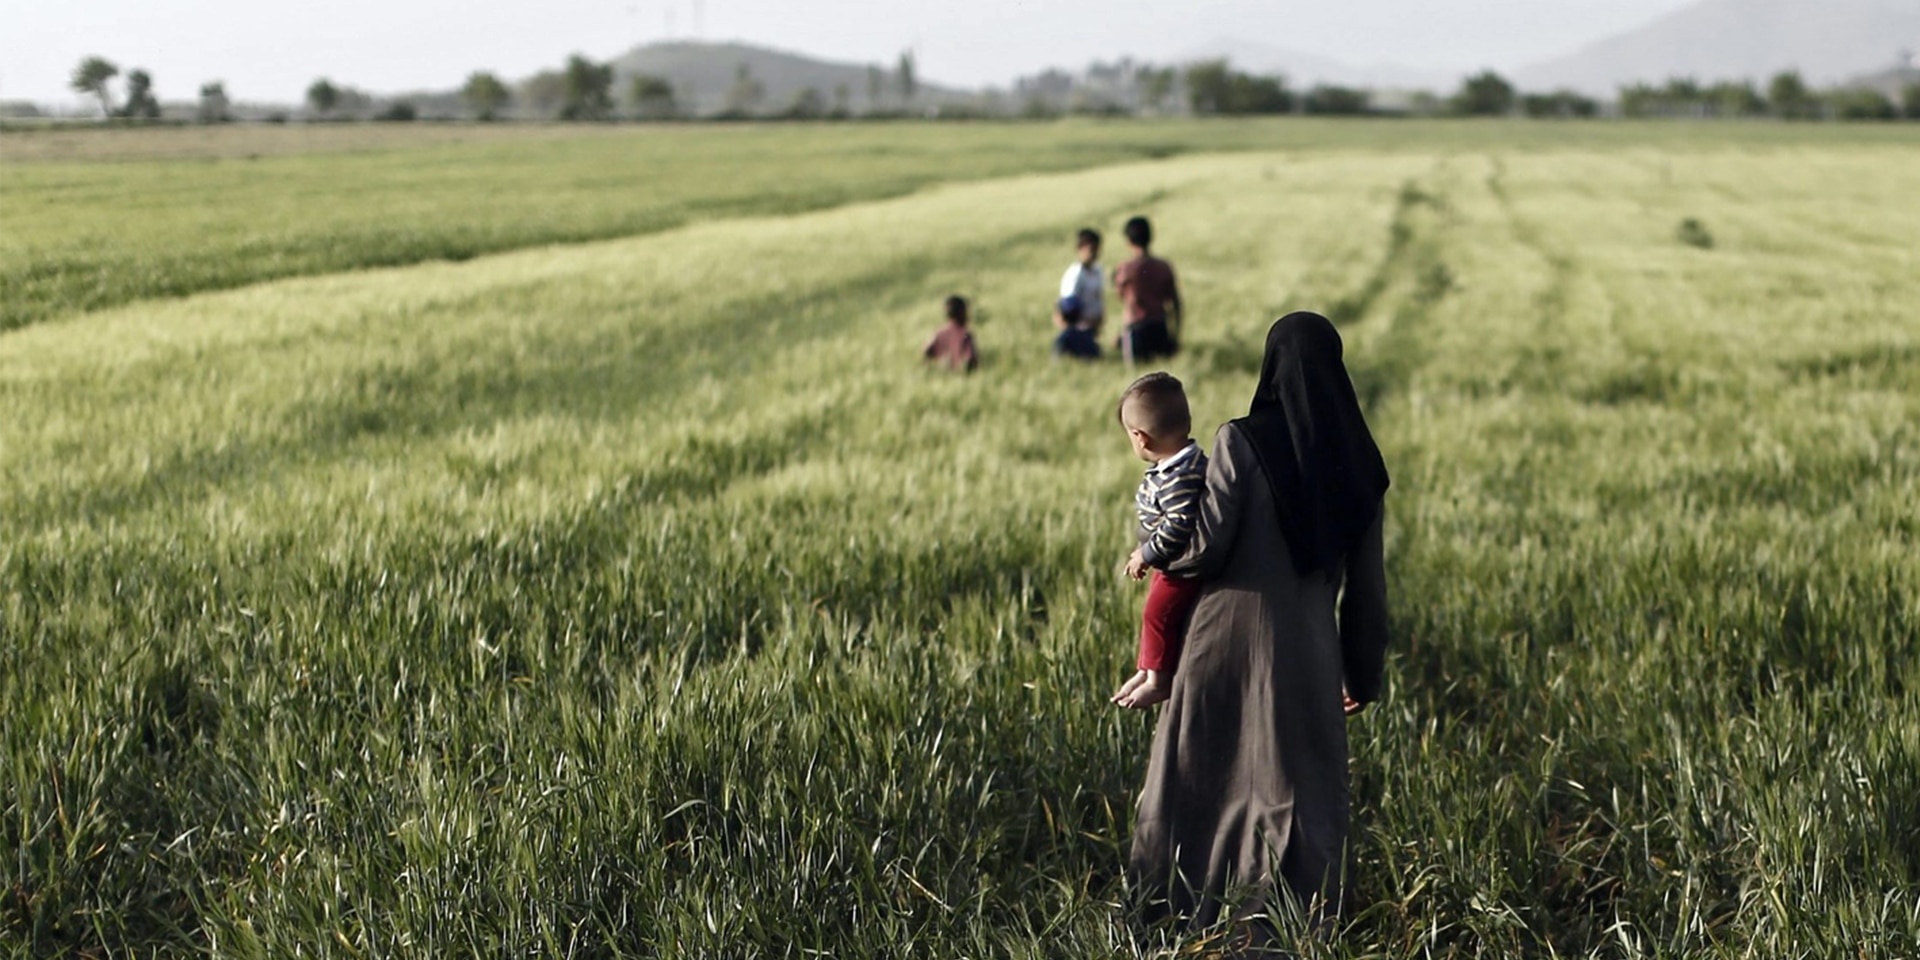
[1230,312,1390,577]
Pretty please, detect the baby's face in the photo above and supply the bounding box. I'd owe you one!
[1123,421,1154,463]
[1079,242,1100,265]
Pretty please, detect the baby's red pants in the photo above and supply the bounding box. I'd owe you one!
[1137,571,1204,672]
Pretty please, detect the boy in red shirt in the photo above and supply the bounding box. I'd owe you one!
[1112,216,1183,364]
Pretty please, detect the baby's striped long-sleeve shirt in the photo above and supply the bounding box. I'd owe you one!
[1135,440,1209,567]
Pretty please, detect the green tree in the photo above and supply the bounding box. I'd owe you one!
[1826,87,1895,121]
[831,83,851,118]
[628,73,677,119]
[462,71,511,121]
[70,56,118,117]
[866,64,884,111]
[1617,82,1661,117]
[1652,77,1708,117]
[197,81,230,123]
[786,86,826,119]
[1303,84,1368,115]
[1901,82,1920,120]
[118,69,160,119]
[1663,76,1702,102]
[521,70,567,118]
[1521,89,1597,118]
[1235,75,1290,114]
[1137,66,1176,113]
[1707,80,1764,117]
[723,62,764,117]
[560,54,614,120]
[306,78,339,118]
[1614,77,1729,118]
[896,51,917,107]
[1450,70,1515,116]
[1768,70,1816,119]
[1021,94,1059,119]
[1185,59,1292,115]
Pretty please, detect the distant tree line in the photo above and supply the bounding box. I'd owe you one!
[1172,63,1595,118]
[1618,70,1917,120]
[45,52,1920,125]
[1177,63,1919,122]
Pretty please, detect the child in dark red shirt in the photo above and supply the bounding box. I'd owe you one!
[923,294,978,373]
[1112,216,1182,364]
[1110,372,1208,710]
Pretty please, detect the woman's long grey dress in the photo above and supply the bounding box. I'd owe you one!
[1130,422,1389,925]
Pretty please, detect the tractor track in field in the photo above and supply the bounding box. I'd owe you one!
[1334,162,1460,413]
[1483,154,1583,396]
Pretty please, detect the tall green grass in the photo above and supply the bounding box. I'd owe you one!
[0,119,1316,333]
[7,118,1919,334]
[4,128,1920,957]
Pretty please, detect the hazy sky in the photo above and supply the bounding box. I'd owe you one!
[2,0,1692,107]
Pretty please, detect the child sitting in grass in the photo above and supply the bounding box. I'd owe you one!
[1053,295,1101,360]
[1110,372,1208,710]
[1057,227,1105,336]
[1052,228,1105,360]
[923,294,979,373]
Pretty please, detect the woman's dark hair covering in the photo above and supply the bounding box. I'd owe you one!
[1231,311,1390,577]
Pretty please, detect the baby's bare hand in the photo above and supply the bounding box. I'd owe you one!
[1124,549,1150,581]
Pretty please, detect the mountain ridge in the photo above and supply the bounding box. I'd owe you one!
[1515,0,1920,95]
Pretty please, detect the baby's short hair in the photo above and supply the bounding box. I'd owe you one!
[1117,371,1190,439]
[945,294,968,322]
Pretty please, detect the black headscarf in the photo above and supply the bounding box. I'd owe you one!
[1231,311,1390,577]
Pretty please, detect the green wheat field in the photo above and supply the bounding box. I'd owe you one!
[4,119,1919,957]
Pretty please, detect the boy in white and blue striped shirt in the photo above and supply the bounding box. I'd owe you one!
[1113,372,1209,710]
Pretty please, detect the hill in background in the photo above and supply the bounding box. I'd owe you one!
[1516,0,1920,94]
[1180,38,1457,93]
[609,41,967,115]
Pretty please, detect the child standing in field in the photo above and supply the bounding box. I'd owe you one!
[923,294,979,373]
[1112,216,1183,364]
[1111,372,1208,710]
[1053,228,1105,360]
